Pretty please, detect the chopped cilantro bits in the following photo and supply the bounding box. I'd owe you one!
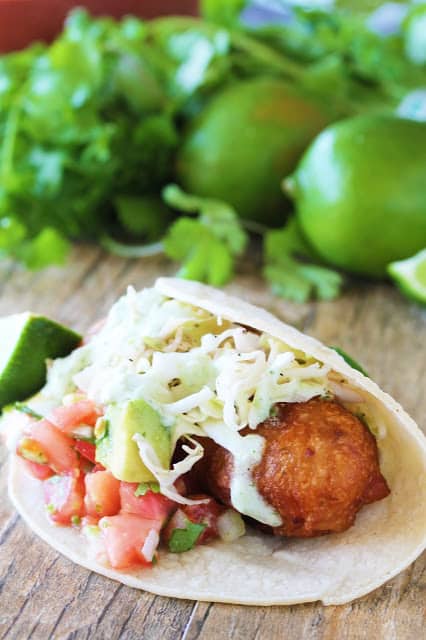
[263,219,344,303]
[168,521,207,553]
[162,185,248,287]
[134,482,160,497]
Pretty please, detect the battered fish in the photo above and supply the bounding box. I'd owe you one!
[195,398,390,537]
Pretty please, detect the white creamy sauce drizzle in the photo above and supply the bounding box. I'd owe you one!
[203,421,282,527]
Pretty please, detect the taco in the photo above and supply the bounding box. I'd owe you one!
[5,278,426,605]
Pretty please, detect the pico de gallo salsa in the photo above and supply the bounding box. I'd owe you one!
[14,397,244,570]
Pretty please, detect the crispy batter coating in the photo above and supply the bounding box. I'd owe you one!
[197,398,390,538]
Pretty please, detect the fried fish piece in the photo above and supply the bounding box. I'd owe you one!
[198,398,390,538]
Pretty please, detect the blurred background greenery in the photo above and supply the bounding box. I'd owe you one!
[0,0,425,303]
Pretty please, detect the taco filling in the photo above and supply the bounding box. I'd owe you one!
[4,284,392,572]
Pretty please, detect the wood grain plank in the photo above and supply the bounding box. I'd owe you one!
[185,556,426,640]
[0,514,195,640]
[0,250,425,640]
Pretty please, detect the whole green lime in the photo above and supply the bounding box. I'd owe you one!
[286,115,426,277]
[176,78,329,225]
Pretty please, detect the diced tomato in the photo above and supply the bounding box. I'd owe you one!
[26,420,78,473]
[43,473,85,525]
[163,494,223,547]
[119,482,175,525]
[22,459,54,480]
[182,495,224,543]
[74,440,96,464]
[48,400,101,434]
[99,514,161,569]
[84,470,121,518]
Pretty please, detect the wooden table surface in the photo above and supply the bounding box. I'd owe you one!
[0,247,425,640]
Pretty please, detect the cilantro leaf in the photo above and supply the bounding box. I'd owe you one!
[201,0,247,27]
[168,520,206,553]
[162,185,248,286]
[263,217,344,303]
[134,482,160,497]
[0,218,27,254]
[0,219,70,269]
[18,228,70,269]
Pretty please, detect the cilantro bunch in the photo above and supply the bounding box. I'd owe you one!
[0,10,179,267]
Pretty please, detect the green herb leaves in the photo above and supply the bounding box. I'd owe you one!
[263,218,343,302]
[163,185,248,286]
[0,9,178,268]
[168,520,206,553]
[134,482,161,497]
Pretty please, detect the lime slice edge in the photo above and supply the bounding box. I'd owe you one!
[388,249,426,304]
[0,313,81,409]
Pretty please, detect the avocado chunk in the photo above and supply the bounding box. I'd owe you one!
[0,312,81,411]
[96,399,171,482]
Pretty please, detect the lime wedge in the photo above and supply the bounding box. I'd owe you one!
[0,313,81,410]
[387,249,426,305]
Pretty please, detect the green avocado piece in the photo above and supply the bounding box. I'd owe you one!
[0,313,81,411]
[177,77,329,225]
[286,115,426,277]
[96,399,171,483]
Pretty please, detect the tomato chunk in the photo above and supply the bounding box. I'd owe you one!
[43,474,85,525]
[48,400,101,433]
[120,482,175,525]
[74,440,96,464]
[22,459,54,480]
[26,420,78,473]
[85,471,121,518]
[100,514,161,569]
